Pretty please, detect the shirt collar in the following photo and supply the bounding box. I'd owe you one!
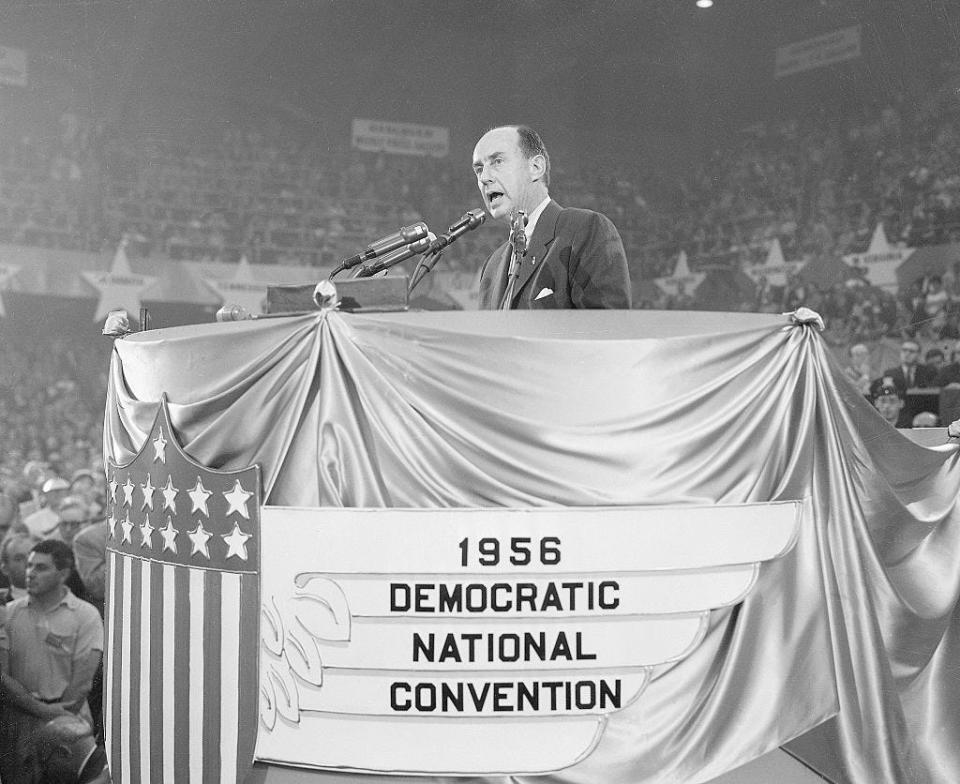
[27,587,74,611]
[523,197,551,243]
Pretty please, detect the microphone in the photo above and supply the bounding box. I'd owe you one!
[330,222,430,277]
[428,209,486,254]
[355,234,435,278]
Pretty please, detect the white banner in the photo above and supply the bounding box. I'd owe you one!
[254,502,802,776]
[0,46,27,87]
[775,26,860,79]
[351,118,449,157]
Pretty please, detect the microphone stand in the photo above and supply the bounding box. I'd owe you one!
[499,209,526,310]
[408,249,442,295]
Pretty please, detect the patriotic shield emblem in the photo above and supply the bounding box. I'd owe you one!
[104,399,260,783]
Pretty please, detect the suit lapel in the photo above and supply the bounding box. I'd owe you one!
[510,199,561,307]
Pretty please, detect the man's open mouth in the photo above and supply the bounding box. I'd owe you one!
[487,191,504,207]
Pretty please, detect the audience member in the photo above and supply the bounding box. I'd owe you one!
[912,411,940,427]
[881,339,938,393]
[0,539,103,784]
[870,378,910,428]
[23,478,71,541]
[841,343,873,396]
[1,533,37,604]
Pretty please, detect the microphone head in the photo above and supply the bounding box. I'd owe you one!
[400,221,429,243]
[467,209,486,229]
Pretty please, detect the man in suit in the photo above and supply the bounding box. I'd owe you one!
[473,125,631,310]
[881,339,938,393]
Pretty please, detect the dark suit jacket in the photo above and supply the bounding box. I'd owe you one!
[477,200,631,310]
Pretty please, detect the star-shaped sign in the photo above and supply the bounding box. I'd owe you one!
[744,238,803,287]
[139,517,155,549]
[188,521,212,559]
[654,251,706,299]
[842,222,914,291]
[153,431,167,463]
[203,255,269,316]
[120,512,134,544]
[222,522,253,561]
[160,517,178,554]
[141,474,156,511]
[161,475,178,513]
[188,478,212,517]
[0,263,22,318]
[82,238,157,322]
[122,477,135,508]
[223,479,253,519]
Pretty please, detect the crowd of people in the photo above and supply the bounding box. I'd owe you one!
[0,330,111,782]
[1,59,960,303]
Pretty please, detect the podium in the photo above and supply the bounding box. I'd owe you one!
[101,309,958,784]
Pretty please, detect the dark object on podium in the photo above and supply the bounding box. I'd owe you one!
[266,277,409,314]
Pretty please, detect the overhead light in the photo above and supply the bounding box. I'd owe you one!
[696,0,713,7]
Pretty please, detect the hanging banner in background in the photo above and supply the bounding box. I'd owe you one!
[352,118,450,158]
[0,46,27,87]
[842,222,914,291]
[774,26,861,79]
[0,263,21,316]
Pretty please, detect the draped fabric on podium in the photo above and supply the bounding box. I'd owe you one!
[104,310,960,784]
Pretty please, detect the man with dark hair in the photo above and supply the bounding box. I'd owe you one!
[870,377,910,428]
[473,124,631,310]
[0,538,103,783]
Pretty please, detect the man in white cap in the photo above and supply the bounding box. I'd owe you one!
[23,478,71,540]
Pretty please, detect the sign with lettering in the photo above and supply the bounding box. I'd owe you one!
[255,502,801,775]
[775,26,861,79]
[842,222,914,291]
[0,46,27,87]
[351,118,450,158]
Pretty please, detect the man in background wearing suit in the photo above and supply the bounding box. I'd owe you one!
[474,125,631,310]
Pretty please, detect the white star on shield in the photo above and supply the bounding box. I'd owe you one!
[222,523,252,561]
[188,521,212,558]
[223,479,253,519]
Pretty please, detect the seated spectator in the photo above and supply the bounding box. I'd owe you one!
[841,343,873,396]
[0,493,21,542]
[0,533,37,603]
[23,477,70,540]
[924,347,945,379]
[71,516,108,618]
[881,339,938,393]
[52,496,94,547]
[870,377,910,428]
[936,339,960,385]
[0,539,103,784]
[912,411,940,427]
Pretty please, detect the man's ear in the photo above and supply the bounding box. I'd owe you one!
[528,154,546,183]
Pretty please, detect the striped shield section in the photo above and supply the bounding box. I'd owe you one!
[104,399,260,784]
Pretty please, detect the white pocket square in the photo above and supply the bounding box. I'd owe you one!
[535,288,553,300]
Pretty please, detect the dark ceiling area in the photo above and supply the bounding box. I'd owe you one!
[1,0,959,174]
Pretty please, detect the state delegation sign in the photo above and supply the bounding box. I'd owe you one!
[255,503,801,775]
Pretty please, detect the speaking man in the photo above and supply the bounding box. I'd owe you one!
[473,125,631,310]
